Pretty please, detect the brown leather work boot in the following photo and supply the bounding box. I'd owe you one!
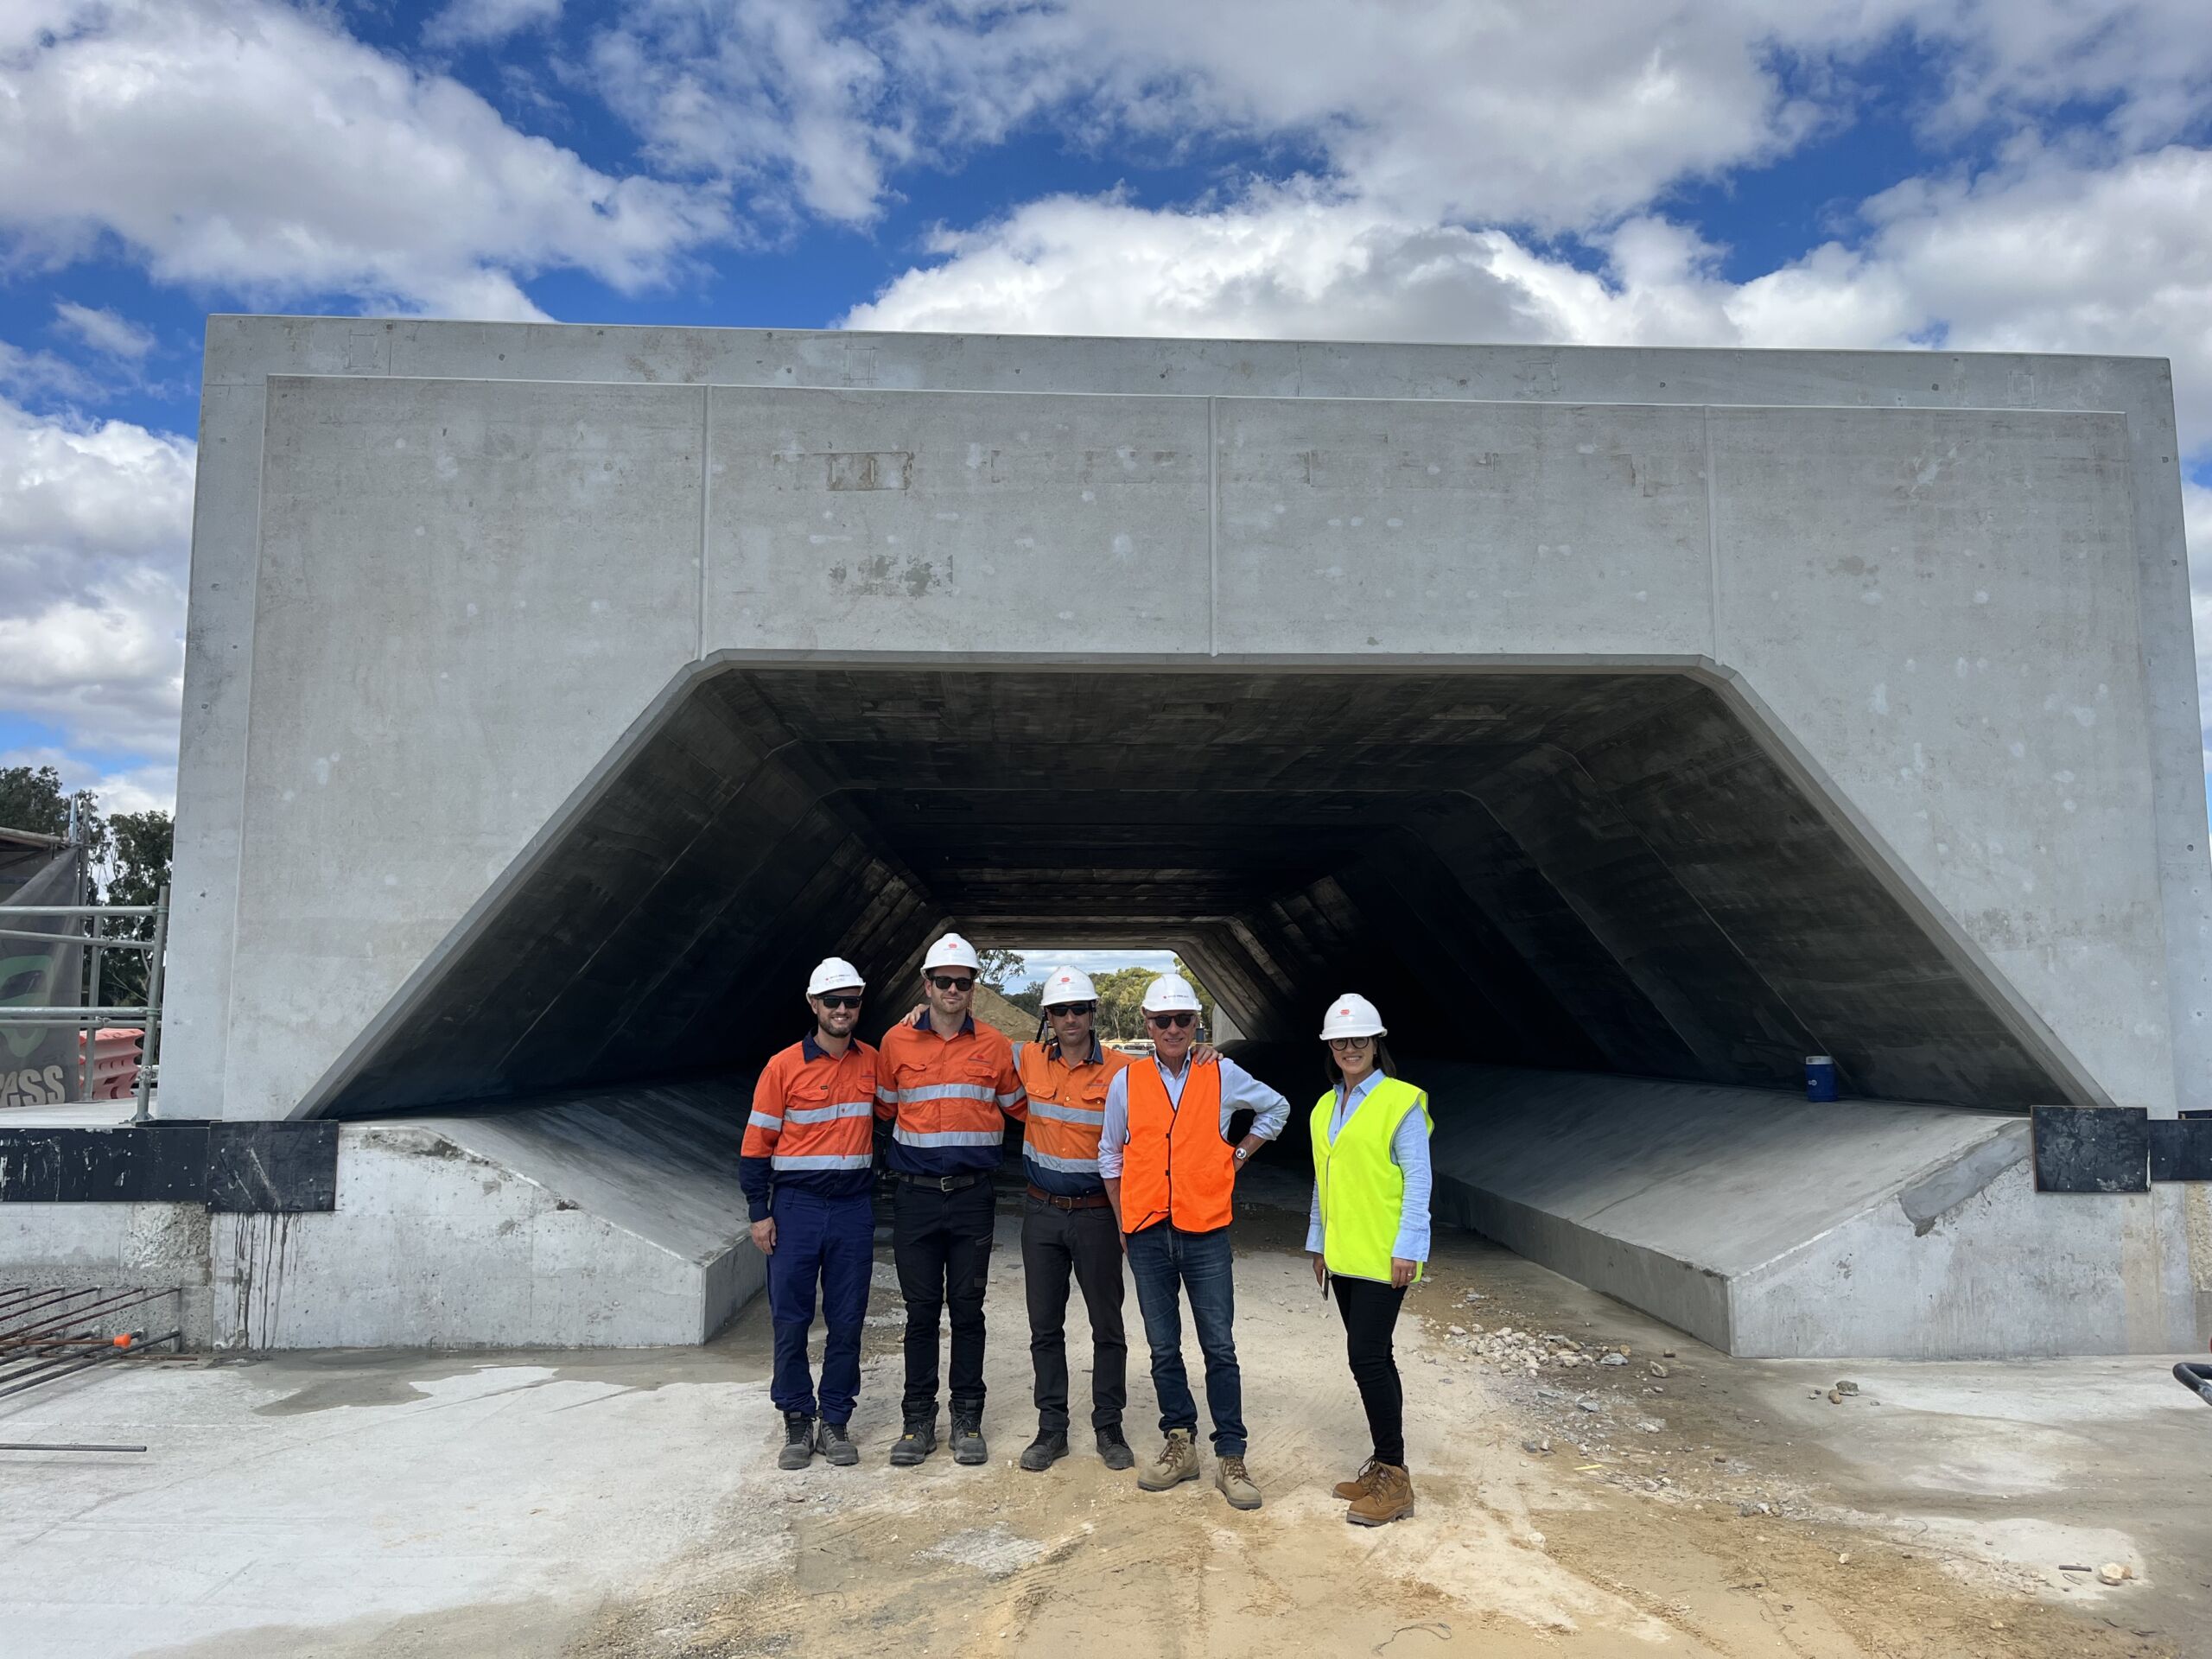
[1345,1462,1414,1525]
[1137,1427,1200,1491]
[1333,1458,1383,1501]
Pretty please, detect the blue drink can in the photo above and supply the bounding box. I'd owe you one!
[1805,1055,1837,1102]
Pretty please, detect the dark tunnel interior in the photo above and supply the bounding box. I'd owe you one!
[315,665,2070,1122]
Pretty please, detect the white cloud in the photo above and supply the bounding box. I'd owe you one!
[0,0,727,318]
[850,146,2212,443]
[0,747,175,817]
[589,0,912,226]
[52,302,155,360]
[0,391,194,760]
[0,339,103,404]
[587,1,2212,234]
[424,0,563,50]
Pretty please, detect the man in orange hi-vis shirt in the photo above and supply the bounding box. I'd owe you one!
[741,957,880,1472]
[874,931,1025,1469]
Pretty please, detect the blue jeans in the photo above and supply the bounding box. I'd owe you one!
[1125,1223,1244,1456]
[766,1188,874,1423]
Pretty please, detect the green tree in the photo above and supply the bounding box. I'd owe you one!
[0,765,107,865]
[1090,967,1148,1040]
[976,946,1027,990]
[0,766,171,1007]
[99,811,173,1007]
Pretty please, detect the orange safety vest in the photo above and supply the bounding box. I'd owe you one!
[1117,1060,1235,1235]
[1017,1039,1129,1185]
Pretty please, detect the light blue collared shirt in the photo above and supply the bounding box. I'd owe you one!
[1306,1070,1433,1264]
[1098,1054,1289,1179]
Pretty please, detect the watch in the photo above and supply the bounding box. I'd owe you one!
[1232,1147,1249,1163]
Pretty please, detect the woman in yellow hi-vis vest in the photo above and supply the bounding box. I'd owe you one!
[1306,993,1433,1526]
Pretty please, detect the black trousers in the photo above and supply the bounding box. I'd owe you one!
[1332,1274,1408,1466]
[1020,1198,1127,1433]
[893,1179,996,1421]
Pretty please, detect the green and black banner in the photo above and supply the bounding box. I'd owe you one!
[1,842,86,1109]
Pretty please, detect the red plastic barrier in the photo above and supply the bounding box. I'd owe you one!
[76,1027,143,1101]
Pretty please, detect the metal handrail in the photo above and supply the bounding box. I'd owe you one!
[2179,1363,2212,1406]
[0,885,168,1122]
[0,1007,156,1022]
[0,906,158,917]
[0,927,160,949]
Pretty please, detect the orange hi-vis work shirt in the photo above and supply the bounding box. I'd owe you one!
[740,1033,881,1221]
[875,1015,1025,1178]
[1015,1038,1130,1198]
[1116,1059,1235,1234]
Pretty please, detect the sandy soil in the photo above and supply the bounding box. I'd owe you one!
[559,1182,2188,1659]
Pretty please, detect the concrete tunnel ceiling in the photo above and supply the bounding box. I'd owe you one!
[311,664,2075,1121]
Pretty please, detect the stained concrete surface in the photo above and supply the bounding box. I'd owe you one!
[1,1177,2202,1658]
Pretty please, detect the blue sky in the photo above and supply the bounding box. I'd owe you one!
[4,0,2211,929]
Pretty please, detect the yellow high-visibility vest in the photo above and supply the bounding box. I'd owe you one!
[1310,1076,1431,1283]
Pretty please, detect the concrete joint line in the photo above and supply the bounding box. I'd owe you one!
[1702,405,1721,664]
[1207,396,1220,658]
[696,385,711,662]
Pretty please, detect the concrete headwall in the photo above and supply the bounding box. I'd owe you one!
[168,325,2202,1132]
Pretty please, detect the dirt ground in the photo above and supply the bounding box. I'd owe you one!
[550,1174,2199,1659]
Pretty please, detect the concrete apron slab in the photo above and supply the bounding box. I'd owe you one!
[1419,1065,2163,1358]
[208,1084,761,1350]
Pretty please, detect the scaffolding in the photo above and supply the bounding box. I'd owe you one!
[0,886,170,1123]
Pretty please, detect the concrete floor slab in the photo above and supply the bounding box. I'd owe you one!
[1,1179,2202,1658]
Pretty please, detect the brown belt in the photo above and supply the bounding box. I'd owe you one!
[1026,1185,1110,1211]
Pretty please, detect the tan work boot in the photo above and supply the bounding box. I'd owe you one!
[1345,1462,1414,1525]
[1137,1427,1200,1491]
[1215,1454,1262,1510]
[1332,1458,1383,1501]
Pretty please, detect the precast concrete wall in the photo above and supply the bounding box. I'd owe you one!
[156,320,2211,1351]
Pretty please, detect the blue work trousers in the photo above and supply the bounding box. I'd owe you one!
[1125,1222,1245,1456]
[766,1187,874,1423]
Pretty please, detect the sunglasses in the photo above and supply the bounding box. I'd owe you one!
[1043,1001,1097,1018]
[926,974,975,992]
[1326,1035,1373,1051]
[1145,1011,1195,1029]
[816,994,863,1010]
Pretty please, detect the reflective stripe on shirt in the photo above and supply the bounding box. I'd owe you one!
[784,1099,874,1125]
[1027,1098,1105,1125]
[772,1151,874,1171]
[747,1110,784,1132]
[1024,1148,1101,1173]
[893,1123,1006,1147]
[893,1082,1000,1104]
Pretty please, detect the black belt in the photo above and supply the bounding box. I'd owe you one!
[1026,1185,1110,1211]
[892,1170,988,1193]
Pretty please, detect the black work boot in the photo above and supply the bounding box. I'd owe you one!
[816,1420,859,1467]
[1019,1427,1069,1471]
[779,1411,817,1471]
[889,1416,937,1466]
[1096,1424,1135,1471]
[950,1411,988,1465]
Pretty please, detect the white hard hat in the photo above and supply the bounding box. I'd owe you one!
[1141,972,1202,1014]
[1319,994,1386,1039]
[923,932,982,973]
[1038,964,1097,1005]
[807,957,865,996]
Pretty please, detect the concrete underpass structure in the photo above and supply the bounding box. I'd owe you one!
[33,317,2209,1357]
